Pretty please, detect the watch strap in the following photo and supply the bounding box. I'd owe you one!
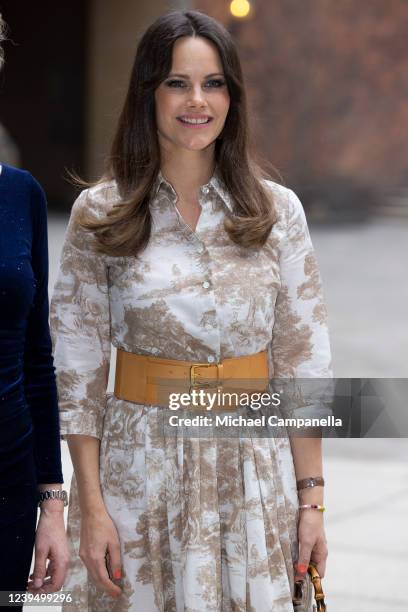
[38,489,68,506]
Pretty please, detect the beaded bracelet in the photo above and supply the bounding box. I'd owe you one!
[299,504,325,512]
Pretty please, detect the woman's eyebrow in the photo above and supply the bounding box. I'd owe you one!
[167,72,225,78]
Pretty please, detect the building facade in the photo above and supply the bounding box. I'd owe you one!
[0,0,406,214]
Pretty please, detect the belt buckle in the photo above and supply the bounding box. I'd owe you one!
[189,363,225,410]
[190,363,218,388]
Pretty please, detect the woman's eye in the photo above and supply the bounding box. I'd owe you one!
[164,79,226,89]
[165,79,186,88]
[205,79,226,88]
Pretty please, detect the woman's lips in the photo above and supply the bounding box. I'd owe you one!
[176,117,214,128]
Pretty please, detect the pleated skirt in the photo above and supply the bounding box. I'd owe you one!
[62,395,300,611]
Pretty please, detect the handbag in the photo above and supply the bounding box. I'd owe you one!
[292,563,327,611]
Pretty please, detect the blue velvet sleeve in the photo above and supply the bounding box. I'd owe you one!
[23,175,63,485]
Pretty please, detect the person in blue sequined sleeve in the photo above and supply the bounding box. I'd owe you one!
[0,13,69,604]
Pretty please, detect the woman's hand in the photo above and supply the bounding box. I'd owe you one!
[26,503,70,593]
[62,435,122,598]
[294,510,328,581]
[79,506,123,599]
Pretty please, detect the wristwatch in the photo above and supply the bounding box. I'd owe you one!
[38,489,68,507]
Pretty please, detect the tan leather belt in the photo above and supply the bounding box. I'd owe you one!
[114,348,269,409]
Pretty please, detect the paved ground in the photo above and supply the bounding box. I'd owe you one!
[27,215,407,610]
[312,218,408,378]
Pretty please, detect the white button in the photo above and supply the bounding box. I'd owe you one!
[207,355,215,363]
[202,186,209,195]
[202,281,210,289]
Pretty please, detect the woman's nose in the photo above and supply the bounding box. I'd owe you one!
[187,84,207,107]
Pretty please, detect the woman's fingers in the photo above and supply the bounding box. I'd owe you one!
[311,538,328,578]
[92,556,122,598]
[30,545,48,589]
[41,556,69,592]
[80,548,122,598]
[45,561,53,578]
[79,511,123,598]
[294,537,313,581]
[295,538,328,581]
[314,557,327,579]
[296,512,328,581]
[27,552,70,593]
[106,540,123,582]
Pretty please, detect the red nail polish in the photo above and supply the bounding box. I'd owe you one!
[113,569,122,580]
[296,564,308,574]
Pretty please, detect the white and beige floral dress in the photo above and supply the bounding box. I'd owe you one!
[50,168,332,612]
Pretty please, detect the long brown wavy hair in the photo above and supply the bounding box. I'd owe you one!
[78,9,281,256]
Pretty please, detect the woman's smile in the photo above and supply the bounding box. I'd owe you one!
[177,115,214,128]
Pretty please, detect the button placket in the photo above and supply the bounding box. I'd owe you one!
[198,265,220,363]
[194,187,221,361]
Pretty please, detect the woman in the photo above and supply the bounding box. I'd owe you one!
[0,13,69,603]
[51,9,331,611]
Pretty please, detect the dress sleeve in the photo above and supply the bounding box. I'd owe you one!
[50,189,111,441]
[270,188,333,418]
[24,174,63,485]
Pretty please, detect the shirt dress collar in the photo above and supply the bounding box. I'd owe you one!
[152,165,234,213]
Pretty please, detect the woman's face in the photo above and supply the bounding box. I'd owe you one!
[154,36,230,154]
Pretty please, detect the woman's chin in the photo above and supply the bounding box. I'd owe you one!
[178,138,216,152]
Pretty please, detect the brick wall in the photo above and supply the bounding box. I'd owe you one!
[194,0,408,195]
